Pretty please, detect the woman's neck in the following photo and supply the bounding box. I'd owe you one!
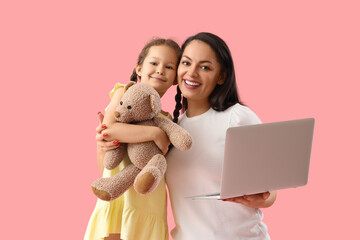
[186,99,211,118]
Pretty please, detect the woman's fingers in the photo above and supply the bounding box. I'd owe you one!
[261,192,270,200]
[222,192,271,207]
[242,192,270,201]
[224,197,248,205]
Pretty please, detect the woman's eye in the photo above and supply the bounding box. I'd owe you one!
[201,66,210,70]
[182,61,190,66]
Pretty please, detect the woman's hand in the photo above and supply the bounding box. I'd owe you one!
[96,112,120,152]
[223,191,277,208]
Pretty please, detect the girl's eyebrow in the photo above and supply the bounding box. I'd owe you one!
[182,55,213,64]
[149,56,176,65]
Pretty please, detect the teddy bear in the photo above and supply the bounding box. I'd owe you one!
[91,81,193,201]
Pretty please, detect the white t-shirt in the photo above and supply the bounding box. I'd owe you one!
[166,104,270,240]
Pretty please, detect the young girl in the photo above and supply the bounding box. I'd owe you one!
[84,38,180,240]
[165,32,277,240]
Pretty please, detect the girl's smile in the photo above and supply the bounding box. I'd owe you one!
[136,45,178,97]
[151,76,167,82]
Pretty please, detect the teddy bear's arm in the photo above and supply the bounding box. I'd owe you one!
[153,116,193,151]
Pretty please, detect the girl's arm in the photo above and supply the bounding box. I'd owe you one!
[100,122,170,148]
[95,86,125,174]
[96,86,170,174]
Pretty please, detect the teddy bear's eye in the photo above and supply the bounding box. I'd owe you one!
[120,101,123,105]
[127,105,132,110]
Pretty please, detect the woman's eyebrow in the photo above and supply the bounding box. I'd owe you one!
[182,55,213,64]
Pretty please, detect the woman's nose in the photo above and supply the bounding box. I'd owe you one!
[187,65,198,78]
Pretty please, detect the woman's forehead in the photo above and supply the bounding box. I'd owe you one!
[182,40,217,61]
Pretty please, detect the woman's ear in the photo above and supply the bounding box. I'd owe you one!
[217,72,226,85]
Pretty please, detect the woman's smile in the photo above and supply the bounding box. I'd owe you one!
[184,79,201,88]
[177,40,223,102]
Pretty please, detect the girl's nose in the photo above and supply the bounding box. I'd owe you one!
[156,66,164,75]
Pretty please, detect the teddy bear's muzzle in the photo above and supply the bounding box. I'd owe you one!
[114,111,120,118]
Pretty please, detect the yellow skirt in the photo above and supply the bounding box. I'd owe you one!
[84,155,169,240]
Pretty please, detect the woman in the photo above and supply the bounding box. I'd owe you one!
[165,32,276,240]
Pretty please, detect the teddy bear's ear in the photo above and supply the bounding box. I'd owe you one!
[150,95,157,113]
[124,81,136,92]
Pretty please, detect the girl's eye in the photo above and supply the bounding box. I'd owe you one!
[150,62,157,66]
[166,66,174,70]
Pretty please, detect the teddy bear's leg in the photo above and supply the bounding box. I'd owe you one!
[91,163,140,201]
[103,144,127,170]
[134,154,167,195]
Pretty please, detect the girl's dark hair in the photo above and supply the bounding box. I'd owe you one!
[173,32,244,123]
[130,38,181,82]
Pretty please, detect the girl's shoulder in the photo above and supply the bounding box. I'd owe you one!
[105,83,127,111]
[159,110,172,120]
[109,82,126,99]
[228,103,262,127]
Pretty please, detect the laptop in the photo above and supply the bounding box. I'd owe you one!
[188,118,315,200]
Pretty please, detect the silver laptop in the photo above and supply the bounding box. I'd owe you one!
[188,118,315,200]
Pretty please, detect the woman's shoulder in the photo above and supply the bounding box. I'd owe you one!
[228,103,262,127]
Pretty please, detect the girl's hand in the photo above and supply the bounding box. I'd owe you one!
[96,112,120,152]
[96,112,170,155]
[153,128,170,155]
[223,191,276,208]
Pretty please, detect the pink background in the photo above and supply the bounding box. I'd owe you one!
[1,0,359,239]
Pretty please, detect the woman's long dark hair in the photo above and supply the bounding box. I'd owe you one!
[173,32,244,123]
